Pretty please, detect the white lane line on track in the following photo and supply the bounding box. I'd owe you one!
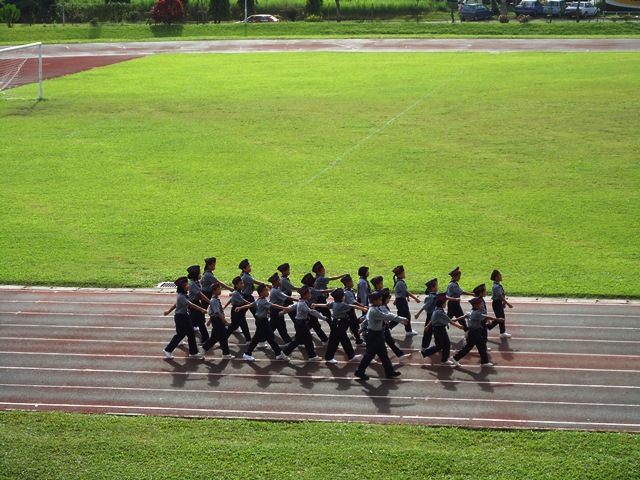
[1,402,639,430]
[2,383,638,409]
[2,366,639,389]
[1,351,639,372]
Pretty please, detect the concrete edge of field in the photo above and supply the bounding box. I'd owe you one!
[2,284,638,305]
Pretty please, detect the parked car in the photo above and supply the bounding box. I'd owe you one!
[514,0,544,16]
[459,3,493,21]
[543,0,567,16]
[565,1,599,17]
[243,14,280,23]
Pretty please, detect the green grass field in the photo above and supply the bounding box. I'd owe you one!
[1,52,639,297]
[1,411,638,479]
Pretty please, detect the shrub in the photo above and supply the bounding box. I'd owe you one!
[304,13,323,21]
[90,16,99,25]
[150,0,185,24]
[0,3,20,27]
[305,0,323,16]
[517,14,530,22]
[209,0,230,23]
[499,13,509,22]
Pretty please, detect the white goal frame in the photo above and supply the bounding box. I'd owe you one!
[0,42,43,100]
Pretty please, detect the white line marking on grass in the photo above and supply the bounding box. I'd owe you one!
[1,402,639,430]
[305,71,465,184]
[3,383,639,408]
[2,366,639,389]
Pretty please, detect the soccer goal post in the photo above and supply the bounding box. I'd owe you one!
[0,42,43,100]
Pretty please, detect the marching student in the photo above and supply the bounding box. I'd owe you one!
[236,284,291,361]
[324,288,366,364]
[356,266,371,311]
[451,297,504,368]
[281,286,326,361]
[162,277,206,359]
[278,262,298,323]
[415,278,439,349]
[199,282,234,359]
[489,269,513,338]
[354,291,407,380]
[420,293,463,365]
[381,288,411,359]
[187,265,210,343]
[226,276,253,343]
[300,272,330,343]
[238,258,272,312]
[312,261,347,324]
[201,257,233,299]
[391,265,420,336]
[473,283,491,351]
[268,272,296,343]
[341,274,364,345]
[446,266,474,331]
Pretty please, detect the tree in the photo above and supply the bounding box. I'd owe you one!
[0,3,20,27]
[236,0,255,18]
[150,0,185,24]
[306,0,322,16]
[209,0,229,23]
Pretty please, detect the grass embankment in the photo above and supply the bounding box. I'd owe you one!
[0,21,639,44]
[1,52,639,297]
[1,411,638,479]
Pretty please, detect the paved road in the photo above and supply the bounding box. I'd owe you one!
[1,286,638,432]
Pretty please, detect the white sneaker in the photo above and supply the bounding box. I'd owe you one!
[178,339,186,346]
[275,353,290,361]
[405,330,418,336]
[349,354,362,361]
[440,359,455,365]
[258,342,267,349]
[197,346,206,357]
[451,358,461,367]
[486,347,492,352]
[398,353,412,360]
[326,358,338,364]
[234,328,242,333]
[243,353,255,361]
[500,332,512,338]
[221,354,235,360]
[189,351,204,359]
[370,359,378,364]
[163,349,173,359]
[194,326,199,332]
[481,362,494,367]
[309,356,323,361]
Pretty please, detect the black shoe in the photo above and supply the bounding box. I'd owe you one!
[420,348,427,358]
[355,339,364,345]
[387,371,401,379]
[354,371,369,381]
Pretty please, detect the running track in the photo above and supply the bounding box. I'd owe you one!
[1,286,638,432]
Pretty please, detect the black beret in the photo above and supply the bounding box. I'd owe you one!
[301,273,315,286]
[425,278,438,289]
[370,276,383,287]
[268,272,280,284]
[238,259,250,270]
[277,263,290,273]
[449,266,461,277]
[473,284,486,295]
[331,288,344,300]
[340,274,352,285]
[392,265,404,275]
[368,290,383,302]
[312,261,324,274]
[298,286,311,297]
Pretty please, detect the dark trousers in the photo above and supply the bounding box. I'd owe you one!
[325,318,355,360]
[453,328,489,364]
[189,309,210,343]
[246,317,282,356]
[307,316,328,343]
[384,324,404,357]
[489,300,507,334]
[448,300,467,330]
[422,325,450,362]
[201,316,230,355]
[355,330,396,377]
[421,313,433,348]
[284,297,296,322]
[348,309,363,344]
[389,297,413,332]
[227,306,252,342]
[165,313,198,355]
[270,306,292,343]
[283,319,317,358]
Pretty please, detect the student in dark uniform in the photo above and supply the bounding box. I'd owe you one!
[199,282,234,359]
[324,288,366,364]
[451,297,504,368]
[420,293,463,365]
[446,266,474,331]
[226,276,253,343]
[162,277,206,359]
[354,291,407,380]
[201,257,233,300]
[473,283,491,351]
[356,266,371,318]
[312,261,347,325]
[268,272,296,343]
[187,265,210,343]
[278,263,298,323]
[489,269,513,338]
[415,278,439,349]
[341,274,364,345]
[236,284,291,362]
[380,288,411,360]
[281,286,325,361]
[391,265,420,336]
[238,258,272,314]
[300,272,330,343]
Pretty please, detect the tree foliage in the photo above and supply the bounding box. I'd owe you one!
[0,3,20,27]
[209,0,230,23]
[150,0,185,24]
[305,0,322,16]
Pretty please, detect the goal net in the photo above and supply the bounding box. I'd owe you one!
[0,42,43,100]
